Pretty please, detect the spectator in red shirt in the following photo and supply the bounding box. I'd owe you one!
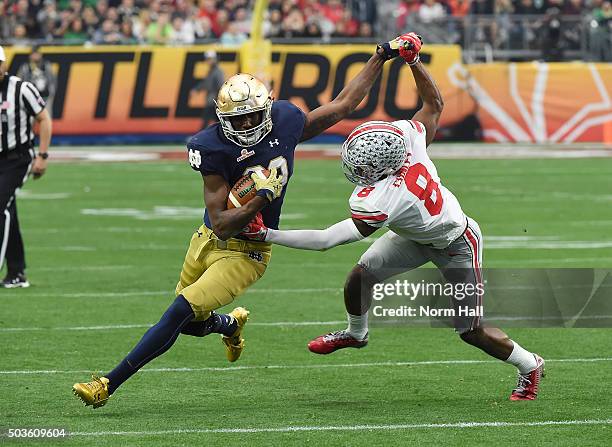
[338,9,359,37]
[212,8,230,37]
[198,0,217,23]
[321,0,345,23]
[448,0,472,16]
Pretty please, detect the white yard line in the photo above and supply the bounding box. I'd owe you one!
[4,257,609,272]
[1,357,610,376]
[0,321,346,332]
[4,279,612,300]
[4,290,169,298]
[66,419,612,436]
[2,314,611,333]
[24,240,612,252]
[486,257,612,265]
[36,265,135,272]
[16,192,72,200]
[23,236,612,253]
[487,241,612,249]
[28,246,97,252]
[0,288,341,298]
[24,227,180,234]
[40,145,612,167]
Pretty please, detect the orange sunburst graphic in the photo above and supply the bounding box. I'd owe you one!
[448,62,612,143]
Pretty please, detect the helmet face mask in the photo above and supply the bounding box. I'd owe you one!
[342,159,378,186]
[215,73,273,147]
[341,121,409,186]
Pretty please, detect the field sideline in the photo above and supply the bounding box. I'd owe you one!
[1,149,611,446]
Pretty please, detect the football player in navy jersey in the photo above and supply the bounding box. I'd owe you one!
[73,34,414,408]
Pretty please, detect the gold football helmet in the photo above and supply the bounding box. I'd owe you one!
[215,73,273,147]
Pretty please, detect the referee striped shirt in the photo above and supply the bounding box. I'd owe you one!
[0,74,46,154]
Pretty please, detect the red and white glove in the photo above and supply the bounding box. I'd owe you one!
[398,32,422,65]
[239,212,268,241]
[377,32,422,64]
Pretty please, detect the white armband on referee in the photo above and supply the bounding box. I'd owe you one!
[265,218,365,251]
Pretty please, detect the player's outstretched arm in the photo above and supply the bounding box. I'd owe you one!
[299,34,411,142]
[247,218,377,251]
[204,174,268,240]
[409,61,444,147]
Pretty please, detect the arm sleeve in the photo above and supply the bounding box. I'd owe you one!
[21,82,46,115]
[265,218,365,251]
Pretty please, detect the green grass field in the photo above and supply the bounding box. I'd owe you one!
[1,156,611,446]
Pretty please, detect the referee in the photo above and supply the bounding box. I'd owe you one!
[0,45,52,288]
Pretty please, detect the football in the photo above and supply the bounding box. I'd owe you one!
[227,169,270,209]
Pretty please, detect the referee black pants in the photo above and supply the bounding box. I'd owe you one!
[0,149,33,276]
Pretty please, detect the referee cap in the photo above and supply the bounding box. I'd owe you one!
[0,46,5,62]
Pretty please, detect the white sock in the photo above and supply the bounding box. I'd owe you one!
[346,312,368,340]
[505,341,537,374]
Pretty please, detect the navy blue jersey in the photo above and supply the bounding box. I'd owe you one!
[187,100,306,233]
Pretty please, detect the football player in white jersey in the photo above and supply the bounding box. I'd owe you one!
[243,34,544,401]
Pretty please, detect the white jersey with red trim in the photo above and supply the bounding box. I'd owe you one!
[349,120,466,249]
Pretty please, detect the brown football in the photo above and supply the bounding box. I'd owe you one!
[227,169,271,209]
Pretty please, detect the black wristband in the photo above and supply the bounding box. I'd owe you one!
[376,42,399,61]
[37,152,49,160]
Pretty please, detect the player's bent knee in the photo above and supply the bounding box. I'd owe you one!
[344,265,361,290]
[345,264,378,290]
[459,328,481,345]
[345,265,378,314]
[179,255,266,320]
[180,284,236,321]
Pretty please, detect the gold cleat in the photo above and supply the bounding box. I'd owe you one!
[221,307,249,362]
[72,374,110,409]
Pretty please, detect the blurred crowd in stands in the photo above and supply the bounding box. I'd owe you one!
[0,0,610,60]
[395,0,612,61]
[0,0,376,45]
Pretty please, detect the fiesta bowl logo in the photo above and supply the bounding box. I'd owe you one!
[448,63,612,143]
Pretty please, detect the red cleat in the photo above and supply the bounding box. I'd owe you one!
[307,330,368,355]
[509,354,545,401]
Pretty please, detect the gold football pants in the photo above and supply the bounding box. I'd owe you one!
[175,225,271,320]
